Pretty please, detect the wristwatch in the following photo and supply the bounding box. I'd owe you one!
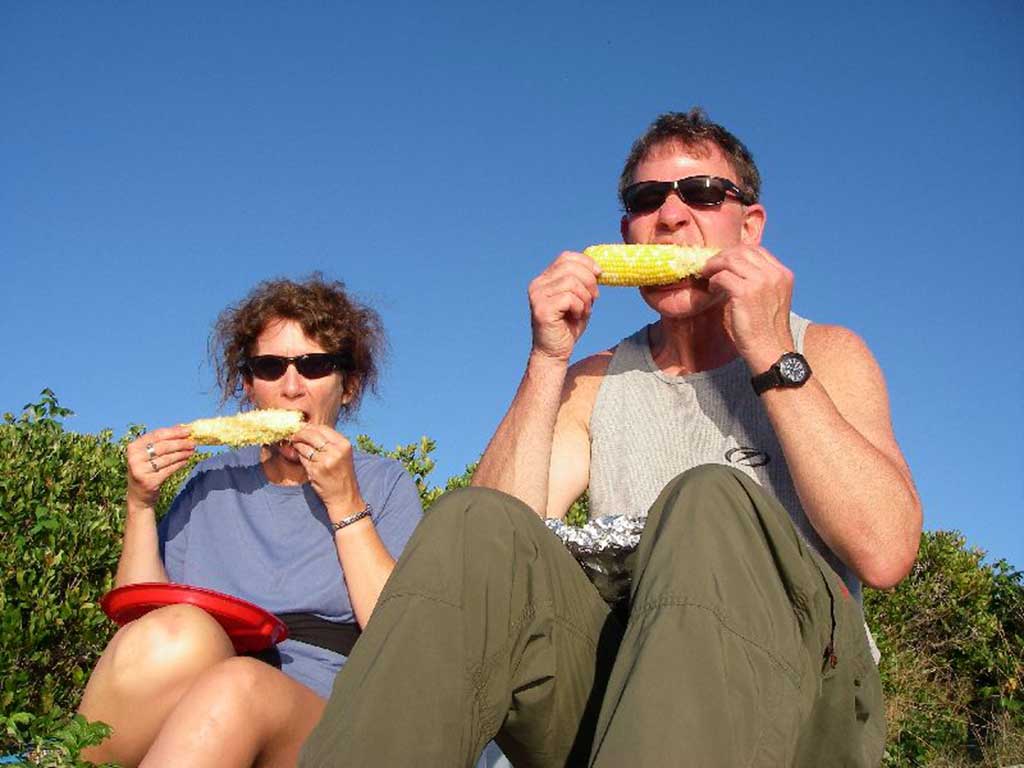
[751,352,812,395]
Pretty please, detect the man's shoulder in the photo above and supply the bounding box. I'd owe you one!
[804,323,873,361]
[557,349,617,430]
[567,348,616,380]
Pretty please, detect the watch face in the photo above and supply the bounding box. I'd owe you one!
[778,354,809,385]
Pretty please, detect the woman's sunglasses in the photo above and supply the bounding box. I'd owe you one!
[622,175,755,214]
[241,353,347,381]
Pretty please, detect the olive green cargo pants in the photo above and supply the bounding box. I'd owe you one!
[300,465,885,767]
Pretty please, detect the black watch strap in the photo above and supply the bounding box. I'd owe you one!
[751,366,785,395]
[751,352,811,396]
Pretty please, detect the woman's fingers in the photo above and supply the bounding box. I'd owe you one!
[127,427,197,504]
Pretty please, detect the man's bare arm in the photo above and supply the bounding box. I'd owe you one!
[703,244,921,588]
[763,324,922,588]
[472,352,572,515]
[472,252,601,516]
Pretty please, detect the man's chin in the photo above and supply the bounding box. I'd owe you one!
[642,276,708,295]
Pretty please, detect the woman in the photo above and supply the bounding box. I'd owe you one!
[78,274,423,767]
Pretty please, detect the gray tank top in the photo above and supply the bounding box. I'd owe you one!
[588,313,860,601]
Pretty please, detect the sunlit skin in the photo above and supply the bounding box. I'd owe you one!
[243,319,352,486]
[616,142,799,375]
[621,141,765,321]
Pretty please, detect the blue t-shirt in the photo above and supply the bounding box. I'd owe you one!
[157,445,423,697]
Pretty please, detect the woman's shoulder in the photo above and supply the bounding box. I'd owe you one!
[351,449,410,484]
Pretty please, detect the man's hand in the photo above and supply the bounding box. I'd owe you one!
[702,245,795,371]
[528,252,601,362]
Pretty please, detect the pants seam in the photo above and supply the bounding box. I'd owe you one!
[470,601,607,739]
[375,589,461,611]
[630,596,802,689]
[743,649,782,768]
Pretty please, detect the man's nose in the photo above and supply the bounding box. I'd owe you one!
[656,189,694,229]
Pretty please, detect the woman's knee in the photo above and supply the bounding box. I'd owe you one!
[105,603,234,687]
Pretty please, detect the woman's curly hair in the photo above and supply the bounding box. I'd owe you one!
[210,273,385,419]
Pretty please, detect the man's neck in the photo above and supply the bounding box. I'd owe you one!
[648,308,738,376]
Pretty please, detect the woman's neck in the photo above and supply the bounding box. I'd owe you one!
[260,445,308,486]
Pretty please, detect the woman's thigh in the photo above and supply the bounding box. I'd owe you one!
[141,656,325,768]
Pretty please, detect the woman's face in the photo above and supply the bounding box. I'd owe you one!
[242,318,351,459]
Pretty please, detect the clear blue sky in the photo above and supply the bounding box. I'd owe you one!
[3,1,1022,569]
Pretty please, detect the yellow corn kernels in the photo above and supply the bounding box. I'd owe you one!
[583,244,718,286]
[188,409,305,447]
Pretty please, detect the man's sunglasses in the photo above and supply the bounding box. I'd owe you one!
[622,175,755,214]
[241,353,347,381]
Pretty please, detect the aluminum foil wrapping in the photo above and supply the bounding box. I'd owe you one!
[545,515,647,609]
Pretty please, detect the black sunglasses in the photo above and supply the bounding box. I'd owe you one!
[241,353,347,381]
[622,175,755,214]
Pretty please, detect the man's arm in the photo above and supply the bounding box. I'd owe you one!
[764,324,921,589]
[472,252,601,516]
[704,245,922,588]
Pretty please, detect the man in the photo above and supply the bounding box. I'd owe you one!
[301,109,922,767]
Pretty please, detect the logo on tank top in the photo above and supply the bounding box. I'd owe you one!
[725,446,771,467]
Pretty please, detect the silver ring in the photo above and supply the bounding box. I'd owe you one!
[145,443,156,460]
[150,458,159,473]
[315,442,328,453]
[307,449,317,461]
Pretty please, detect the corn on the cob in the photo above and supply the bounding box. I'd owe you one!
[584,244,718,286]
[188,409,305,447]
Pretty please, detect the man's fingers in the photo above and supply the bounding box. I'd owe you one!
[707,270,745,297]
[554,250,601,274]
[550,291,588,320]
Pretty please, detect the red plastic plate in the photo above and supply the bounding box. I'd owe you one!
[101,583,288,653]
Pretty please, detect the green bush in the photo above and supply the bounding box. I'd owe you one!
[866,532,1024,766]
[1,391,130,750]
[2,391,1022,766]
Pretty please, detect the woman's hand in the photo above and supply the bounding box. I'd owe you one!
[126,426,196,508]
[290,426,365,519]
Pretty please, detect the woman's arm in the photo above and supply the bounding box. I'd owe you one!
[291,426,420,628]
[114,426,196,587]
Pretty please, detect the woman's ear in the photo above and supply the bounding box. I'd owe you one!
[341,374,360,406]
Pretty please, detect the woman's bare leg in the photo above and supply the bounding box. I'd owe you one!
[140,656,326,768]
[79,604,235,766]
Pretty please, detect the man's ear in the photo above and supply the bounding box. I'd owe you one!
[741,204,767,245]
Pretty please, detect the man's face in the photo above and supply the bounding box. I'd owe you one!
[620,140,765,319]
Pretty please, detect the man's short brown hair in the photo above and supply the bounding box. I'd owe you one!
[618,108,761,209]
[210,273,385,418]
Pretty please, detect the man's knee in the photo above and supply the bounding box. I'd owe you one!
[649,464,766,540]
[419,486,541,548]
[665,463,751,498]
